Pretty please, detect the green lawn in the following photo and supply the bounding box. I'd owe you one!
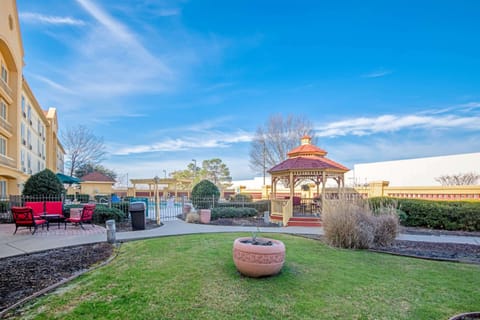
[14,233,480,319]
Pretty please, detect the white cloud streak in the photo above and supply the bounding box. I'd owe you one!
[113,131,253,155]
[362,69,392,78]
[316,113,480,137]
[19,12,86,26]
[30,74,75,94]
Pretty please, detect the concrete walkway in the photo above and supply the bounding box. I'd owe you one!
[1,220,479,259]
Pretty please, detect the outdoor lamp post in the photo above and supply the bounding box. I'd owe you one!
[153,175,160,225]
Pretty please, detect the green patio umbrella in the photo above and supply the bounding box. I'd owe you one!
[56,173,81,184]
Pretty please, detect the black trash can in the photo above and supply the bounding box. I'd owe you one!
[129,202,146,230]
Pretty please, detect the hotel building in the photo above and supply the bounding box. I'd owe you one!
[0,0,65,197]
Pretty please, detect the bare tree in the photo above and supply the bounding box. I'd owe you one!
[435,172,480,186]
[62,125,107,177]
[249,114,316,179]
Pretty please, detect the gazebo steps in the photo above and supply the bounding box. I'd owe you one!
[287,216,322,227]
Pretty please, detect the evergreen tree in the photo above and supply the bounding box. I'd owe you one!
[22,169,64,198]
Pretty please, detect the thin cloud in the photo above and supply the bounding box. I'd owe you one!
[362,69,393,78]
[157,8,181,16]
[113,131,253,155]
[316,113,480,137]
[19,12,86,26]
[30,74,75,94]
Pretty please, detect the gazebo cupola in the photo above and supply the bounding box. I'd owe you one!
[268,135,349,226]
[287,135,327,158]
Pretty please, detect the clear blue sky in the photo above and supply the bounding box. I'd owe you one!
[17,0,480,183]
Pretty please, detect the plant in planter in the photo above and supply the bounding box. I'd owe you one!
[232,228,286,278]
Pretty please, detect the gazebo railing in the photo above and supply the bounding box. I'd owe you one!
[271,198,292,226]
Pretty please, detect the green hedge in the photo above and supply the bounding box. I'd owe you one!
[112,202,130,215]
[211,207,258,220]
[93,205,126,224]
[215,200,270,213]
[0,201,9,213]
[65,194,90,203]
[368,197,480,231]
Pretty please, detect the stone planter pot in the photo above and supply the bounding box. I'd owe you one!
[448,312,480,320]
[233,237,285,278]
[199,209,211,224]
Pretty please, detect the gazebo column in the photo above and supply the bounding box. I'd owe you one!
[321,171,326,212]
[271,178,275,200]
[289,172,294,214]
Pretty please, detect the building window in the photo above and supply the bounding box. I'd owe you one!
[21,123,25,143]
[21,95,25,115]
[0,136,6,156]
[27,154,31,171]
[27,104,31,122]
[21,150,25,169]
[0,99,6,120]
[27,129,31,147]
[1,64,7,84]
[0,181,6,199]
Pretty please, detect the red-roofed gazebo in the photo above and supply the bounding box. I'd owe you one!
[268,136,349,226]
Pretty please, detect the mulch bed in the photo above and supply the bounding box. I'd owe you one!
[0,243,113,314]
[1,222,479,315]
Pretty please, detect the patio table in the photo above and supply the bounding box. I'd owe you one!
[39,214,65,229]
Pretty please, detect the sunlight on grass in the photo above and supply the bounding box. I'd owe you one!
[13,233,480,320]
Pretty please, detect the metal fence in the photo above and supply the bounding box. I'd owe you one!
[0,194,272,224]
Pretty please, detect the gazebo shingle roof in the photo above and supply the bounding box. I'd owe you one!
[269,156,348,172]
[268,135,348,173]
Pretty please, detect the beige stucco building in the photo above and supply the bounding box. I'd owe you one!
[0,0,65,197]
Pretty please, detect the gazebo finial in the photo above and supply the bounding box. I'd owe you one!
[300,135,311,145]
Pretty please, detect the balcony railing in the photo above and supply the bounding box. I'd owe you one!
[0,117,12,135]
[0,154,15,168]
[0,79,12,98]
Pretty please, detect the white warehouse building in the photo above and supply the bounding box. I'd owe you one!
[345,152,480,187]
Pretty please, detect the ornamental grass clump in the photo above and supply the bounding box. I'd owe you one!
[185,212,200,223]
[323,199,398,249]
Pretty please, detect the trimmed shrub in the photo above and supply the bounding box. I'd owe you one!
[230,193,253,202]
[398,199,480,231]
[93,205,126,224]
[215,200,270,213]
[112,202,130,215]
[186,212,200,223]
[191,180,220,209]
[210,207,258,220]
[65,194,90,203]
[22,169,64,198]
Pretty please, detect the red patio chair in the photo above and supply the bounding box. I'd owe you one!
[65,204,95,230]
[11,207,49,235]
